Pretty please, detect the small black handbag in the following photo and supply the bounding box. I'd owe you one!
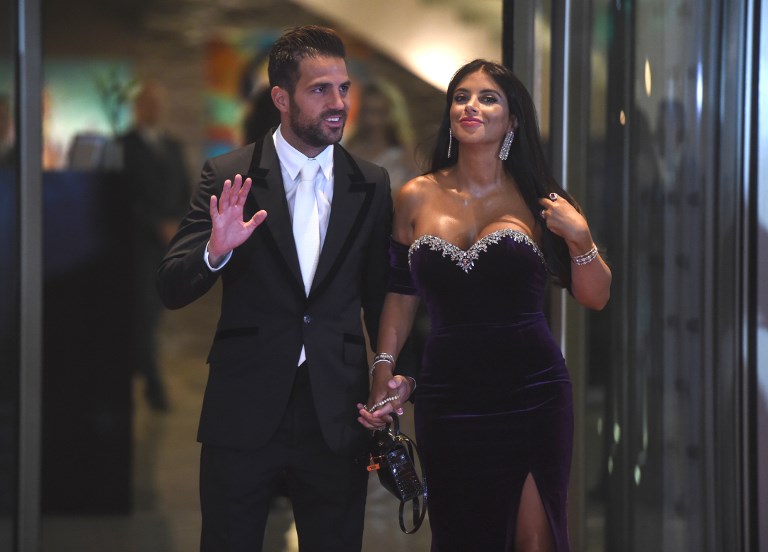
[367,413,428,533]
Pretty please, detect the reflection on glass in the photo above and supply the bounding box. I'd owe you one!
[566,0,726,550]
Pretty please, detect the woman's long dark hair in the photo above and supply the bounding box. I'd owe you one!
[429,59,578,290]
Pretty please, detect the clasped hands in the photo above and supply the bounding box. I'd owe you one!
[357,370,414,430]
[207,174,268,266]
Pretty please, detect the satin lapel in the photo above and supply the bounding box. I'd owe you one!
[247,137,304,291]
[310,145,375,300]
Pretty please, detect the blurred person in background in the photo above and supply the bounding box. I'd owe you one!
[120,80,191,412]
[345,79,418,196]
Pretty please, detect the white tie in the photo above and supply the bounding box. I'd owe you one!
[293,159,321,295]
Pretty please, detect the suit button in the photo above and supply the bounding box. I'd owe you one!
[303,315,311,324]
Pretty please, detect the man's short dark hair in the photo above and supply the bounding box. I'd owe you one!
[268,26,346,93]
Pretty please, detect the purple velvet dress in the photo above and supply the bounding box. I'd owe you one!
[390,229,573,551]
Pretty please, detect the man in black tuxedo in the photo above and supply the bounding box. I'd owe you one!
[157,26,393,551]
[121,81,191,411]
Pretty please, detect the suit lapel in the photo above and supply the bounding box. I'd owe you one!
[245,138,376,300]
[247,136,305,291]
[310,145,376,299]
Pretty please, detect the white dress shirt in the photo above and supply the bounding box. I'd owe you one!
[273,126,334,248]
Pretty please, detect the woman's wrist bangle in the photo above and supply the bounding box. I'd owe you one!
[369,359,393,376]
[374,352,395,364]
[370,352,395,376]
[571,244,598,266]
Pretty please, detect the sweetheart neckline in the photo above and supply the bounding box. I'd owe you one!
[411,229,541,253]
[408,229,545,273]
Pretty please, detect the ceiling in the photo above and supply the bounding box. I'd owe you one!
[46,0,503,91]
[290,0,503,89]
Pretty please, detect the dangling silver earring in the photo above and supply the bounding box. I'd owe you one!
[447,128,453,158]
[499,129,514,160]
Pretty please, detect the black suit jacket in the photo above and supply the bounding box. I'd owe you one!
[157,132,393,455]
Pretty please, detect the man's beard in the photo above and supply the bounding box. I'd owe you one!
[289,102,346,148]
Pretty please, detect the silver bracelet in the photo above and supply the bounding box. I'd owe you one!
[366,394,400,413]
[374,352,395,364]
[571,244,598,266]
[369,352,395,376]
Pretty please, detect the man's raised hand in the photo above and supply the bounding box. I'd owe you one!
[208,174,267,266]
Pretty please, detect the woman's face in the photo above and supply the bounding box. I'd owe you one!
[449,70,514,147]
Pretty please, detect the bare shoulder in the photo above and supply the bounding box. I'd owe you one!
[395,174,438,211]
[392,174,438,244]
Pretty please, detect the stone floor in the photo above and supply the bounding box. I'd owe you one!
[40,284,431,551]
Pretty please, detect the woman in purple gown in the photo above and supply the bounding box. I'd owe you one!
[358,59,611,551]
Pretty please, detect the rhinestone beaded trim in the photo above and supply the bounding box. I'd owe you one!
[408,229,545,273]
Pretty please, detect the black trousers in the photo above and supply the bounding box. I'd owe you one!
[199,363,369,552]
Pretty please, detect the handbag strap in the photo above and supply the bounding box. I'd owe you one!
[391,416,428,534]
[390,412,402,435]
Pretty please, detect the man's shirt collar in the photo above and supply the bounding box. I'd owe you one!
[273,125,334,182]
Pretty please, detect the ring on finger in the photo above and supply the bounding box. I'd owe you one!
[549,192,558,201]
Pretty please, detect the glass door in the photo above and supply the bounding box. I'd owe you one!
[519,0,755,550]
[0,0,20,548]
